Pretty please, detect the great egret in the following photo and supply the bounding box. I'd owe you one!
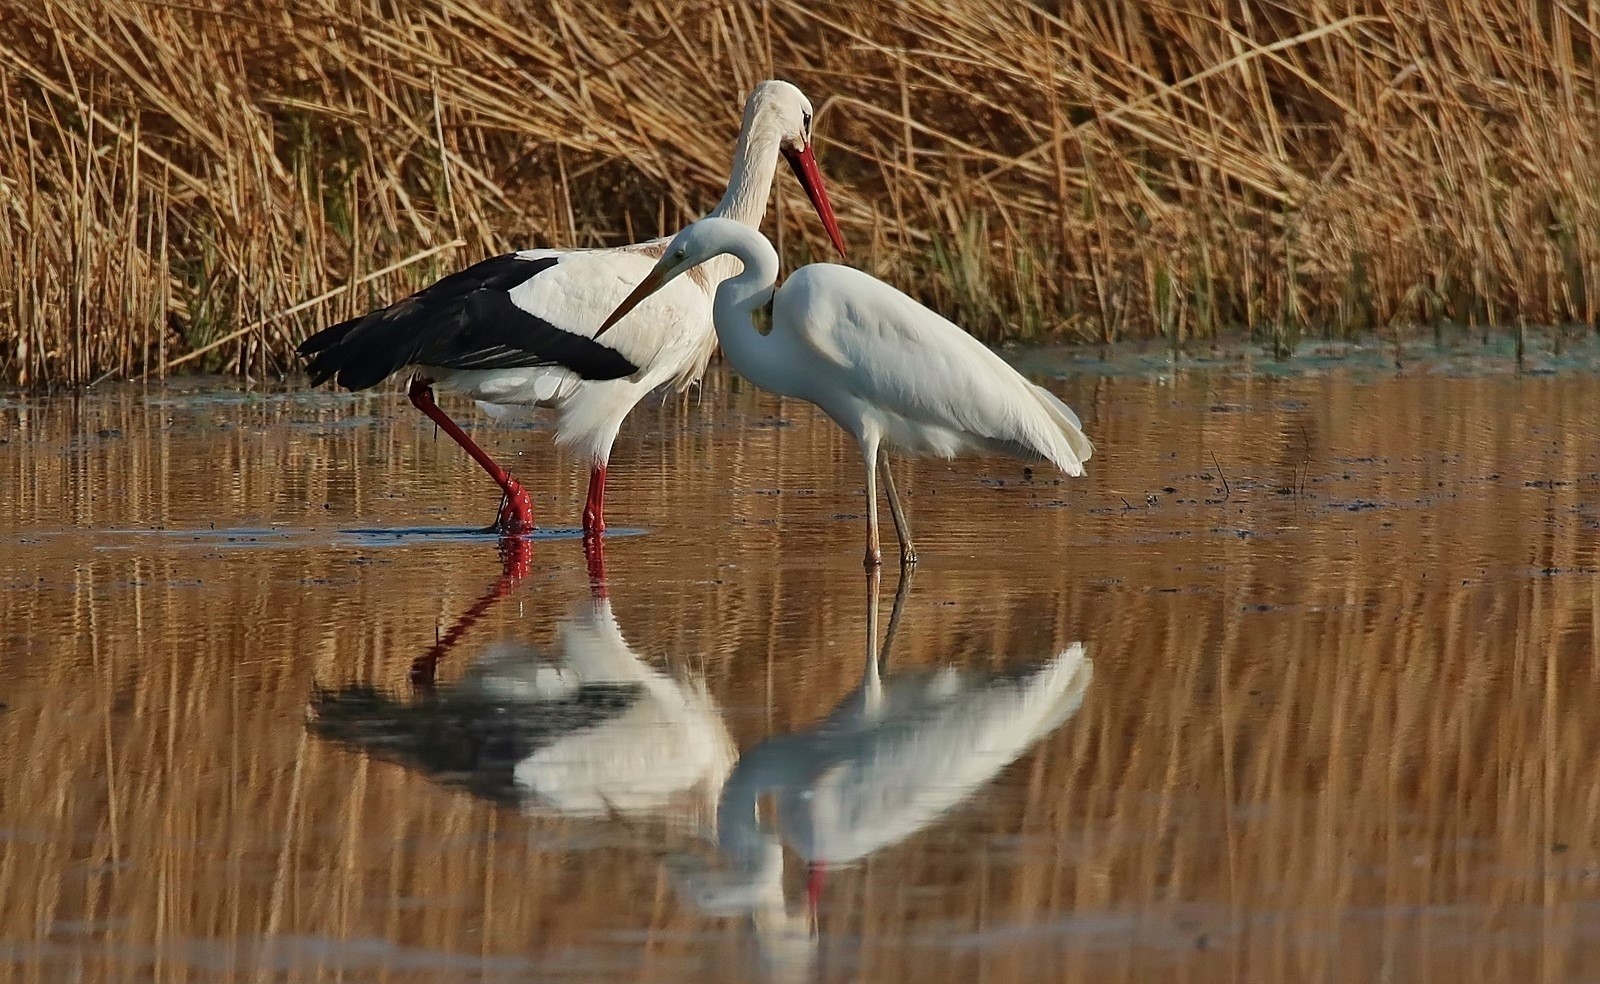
[676,570,1091,969]
[299,81,847,537]
[597,217,1091,567]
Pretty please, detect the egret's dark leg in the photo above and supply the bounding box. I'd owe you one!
[807,861,826,938]
[864,565,883,706]
[862,441,883,570]
[582,464,607,537]
[883,565,914,659]
[407,374,534,535]
[880,458,917,567]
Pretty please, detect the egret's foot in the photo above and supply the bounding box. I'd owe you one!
[900,548,918,567]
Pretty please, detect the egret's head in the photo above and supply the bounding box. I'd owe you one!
[744,80,846,258]
[595,221,732,337]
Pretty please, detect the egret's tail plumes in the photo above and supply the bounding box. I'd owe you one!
[1026,384,1094,477]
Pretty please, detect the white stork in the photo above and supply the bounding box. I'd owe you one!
[299,81,847,536]
[310,552,735,824]
[597,217,1092,567]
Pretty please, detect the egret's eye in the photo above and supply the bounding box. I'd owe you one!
[673,247,687,261]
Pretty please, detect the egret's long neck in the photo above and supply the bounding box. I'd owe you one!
[715,738,801,866]
[707,120,783,228]
[707,225,790,393]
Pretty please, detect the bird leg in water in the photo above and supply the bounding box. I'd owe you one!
[582,465,607,536]
[583,531,608,599]
[862,444,883,570]
[880,458,917,566]
[409,536,531,686]
[863,565,884,709]
[406,374,535,535]
[807,861,826,938]
[883,565,914,660]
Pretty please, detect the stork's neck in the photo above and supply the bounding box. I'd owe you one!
[702,221,793,395]
[707,121,783,229]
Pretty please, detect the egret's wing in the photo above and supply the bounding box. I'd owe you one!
[778,264,1093,472]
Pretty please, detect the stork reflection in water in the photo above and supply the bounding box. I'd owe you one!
[310,540,734,823]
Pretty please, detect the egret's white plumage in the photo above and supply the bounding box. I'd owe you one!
[714,641,1091,865]
[675,575,1091,979]
[599,217,1093,566]
[300,81,847,536]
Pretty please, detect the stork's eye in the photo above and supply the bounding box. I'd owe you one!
[801,110,812,136]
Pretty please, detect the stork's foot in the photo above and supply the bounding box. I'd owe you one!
[583,533,608,597]
[582,464,607,538]
[486,480,536,536]
[498,535,533,580]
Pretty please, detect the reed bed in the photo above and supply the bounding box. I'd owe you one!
[4,1,1600,385]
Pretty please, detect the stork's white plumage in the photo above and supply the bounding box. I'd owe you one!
[310,584,734,826]
[598,218,1093,567]
[299,81,847,536]
[502,594,735,819]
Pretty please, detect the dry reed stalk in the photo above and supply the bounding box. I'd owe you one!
[2,0,1599,386]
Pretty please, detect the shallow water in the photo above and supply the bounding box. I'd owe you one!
[3,347,1600,982]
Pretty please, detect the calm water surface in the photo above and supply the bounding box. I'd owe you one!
[3,348,1600,982]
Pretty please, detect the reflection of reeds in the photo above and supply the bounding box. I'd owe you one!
[4,2,1600,384]
[2,370,1599,980]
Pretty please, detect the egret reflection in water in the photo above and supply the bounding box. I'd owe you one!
[308,544,735,822]
[676,570,1092,975]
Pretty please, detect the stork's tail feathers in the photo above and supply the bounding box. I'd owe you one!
[298,317,366,388]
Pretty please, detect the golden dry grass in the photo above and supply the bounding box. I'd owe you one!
[5,1,1600,385]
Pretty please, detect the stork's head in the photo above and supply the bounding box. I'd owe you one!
[744,80,847,258]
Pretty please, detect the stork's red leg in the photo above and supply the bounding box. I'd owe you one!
[407,374,534,535]
[409,537,531,686]
[583,533,608,600]
[582,464,607,537]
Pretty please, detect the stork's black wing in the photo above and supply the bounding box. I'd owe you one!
[298,253,637,391]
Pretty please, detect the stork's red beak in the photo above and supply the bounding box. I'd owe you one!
[595,268,667,338]
[783,144,848,259]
